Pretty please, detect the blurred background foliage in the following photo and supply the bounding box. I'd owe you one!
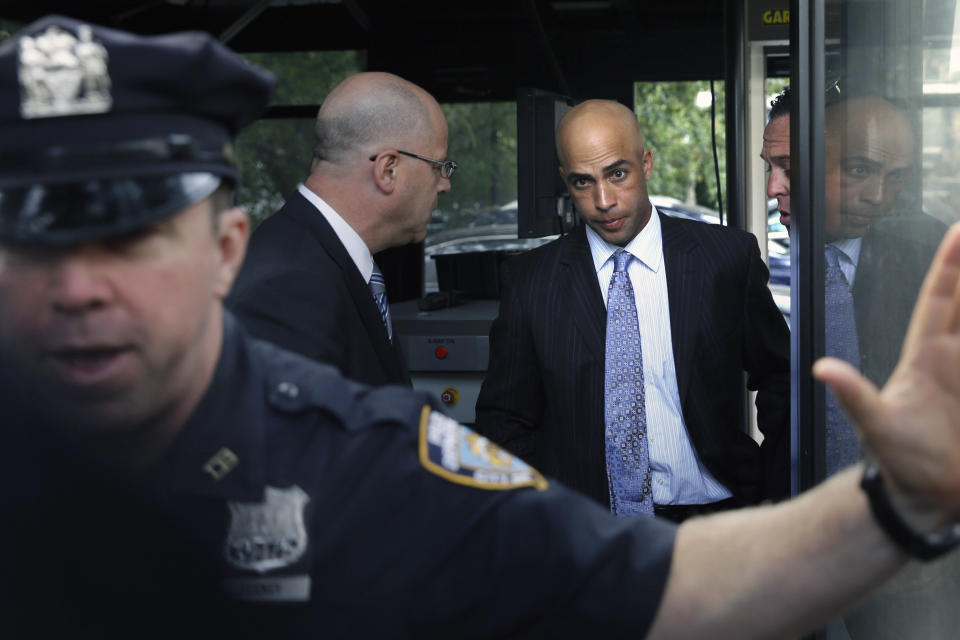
[438,102,518,230]
[635,80,727,212]
[236,51,365,225]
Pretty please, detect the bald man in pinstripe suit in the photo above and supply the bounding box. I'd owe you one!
[475,100,790,519]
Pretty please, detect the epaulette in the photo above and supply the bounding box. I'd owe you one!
[350,384,439,431]
[253,339,547,491]
[260,344,366,425]
[257,340,433,432]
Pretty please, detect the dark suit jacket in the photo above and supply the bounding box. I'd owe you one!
[474,215,791,507]
[228,190,410,387]
[853,213,946,387]
[842,215,952,640]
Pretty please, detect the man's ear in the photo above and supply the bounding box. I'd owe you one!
[371,151,399,195]
[213,207,249,299]
[642,148,654,180]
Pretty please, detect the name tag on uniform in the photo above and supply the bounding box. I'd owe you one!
[223,575,311,602]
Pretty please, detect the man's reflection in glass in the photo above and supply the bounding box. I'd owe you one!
[764,90,946,472]
[763,85,955,640]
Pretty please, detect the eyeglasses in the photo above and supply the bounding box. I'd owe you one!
[369,149,458,179]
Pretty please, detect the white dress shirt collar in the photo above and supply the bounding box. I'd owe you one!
[297,183,375,282]
[585,205,664,274]
[827,236,862,287]
[829,236,861,267]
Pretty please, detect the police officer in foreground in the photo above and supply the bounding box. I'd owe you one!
[3,16,960,640]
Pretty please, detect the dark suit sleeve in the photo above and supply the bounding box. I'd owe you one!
[229,269,350,370]
[474,260,546,462]
[740,236,791,500]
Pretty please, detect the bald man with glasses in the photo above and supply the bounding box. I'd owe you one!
[229,72,455,387]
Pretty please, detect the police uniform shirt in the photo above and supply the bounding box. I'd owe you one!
[2,313,677,638]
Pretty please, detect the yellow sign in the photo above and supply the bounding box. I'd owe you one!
[762,9,790,25]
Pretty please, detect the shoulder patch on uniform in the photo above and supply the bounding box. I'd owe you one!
[418,406,548,491]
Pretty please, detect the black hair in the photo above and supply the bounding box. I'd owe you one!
[769,86,792,121]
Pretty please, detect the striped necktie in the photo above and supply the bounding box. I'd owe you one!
[604,249,654,516]
[824,245,861,475]
[369,263,393,343]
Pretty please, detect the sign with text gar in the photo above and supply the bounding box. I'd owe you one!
[749,0,790,41]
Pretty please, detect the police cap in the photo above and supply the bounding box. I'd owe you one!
[0,15,275,245]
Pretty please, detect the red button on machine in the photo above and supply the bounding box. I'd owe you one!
[434,346,448,359]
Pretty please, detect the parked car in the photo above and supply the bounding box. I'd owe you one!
[768,205,790,252]
[766,199,790,292]
[423,197,791,323]
[652,195,791,323]
[423,224,556,293]
[649,195,721,225]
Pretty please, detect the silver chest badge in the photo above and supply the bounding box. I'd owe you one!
[18,24,112,119]
[225,485,310,573]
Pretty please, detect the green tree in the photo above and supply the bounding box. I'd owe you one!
[236,118,315,225]
[634,81,727,212]
[236,51,363,226]
[234,53,519,230]
[243,50,365,105]
[438,102,518,228]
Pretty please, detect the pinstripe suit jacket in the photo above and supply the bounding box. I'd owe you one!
[227,190,410,387]
[475,214,790,507]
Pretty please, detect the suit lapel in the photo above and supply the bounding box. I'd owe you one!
[560,226,607,361]
[286,192,406,381]
[660,213,702,404]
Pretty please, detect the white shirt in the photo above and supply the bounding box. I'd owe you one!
[298,183,375,283]
[585,208,733,505]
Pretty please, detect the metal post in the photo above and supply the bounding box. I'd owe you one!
[790,0,827,497]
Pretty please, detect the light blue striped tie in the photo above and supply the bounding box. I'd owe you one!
[604,249,654,517]
[824,245,860,475]
[369,263,393,343]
